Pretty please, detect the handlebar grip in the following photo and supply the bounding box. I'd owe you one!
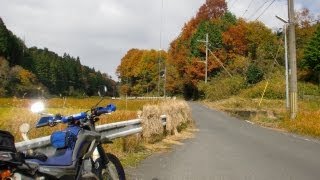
[95,104,116,116]
[95,107,109,116]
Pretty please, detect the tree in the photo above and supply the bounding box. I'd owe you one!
[196,0,227,22]
[0,57,10,96]
[295,8,318,69]
[117,49,167,96]
[190,20,223,57]
[303,26,320,74]
[223,19,248,56]
[245,21,278,61]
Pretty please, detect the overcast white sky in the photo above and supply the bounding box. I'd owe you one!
[0,0,318,79]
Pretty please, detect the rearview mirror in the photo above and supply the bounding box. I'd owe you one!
[98,85,108,97]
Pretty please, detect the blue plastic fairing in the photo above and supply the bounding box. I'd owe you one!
[28,149,73,166]
[36,116,54,128]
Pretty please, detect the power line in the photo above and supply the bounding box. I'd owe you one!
[247,0,271,20]
[242,0,255,18]
[255,0,276,20]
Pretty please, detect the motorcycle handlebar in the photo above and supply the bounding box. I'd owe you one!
[57,104,116,123]
[37,104,116,127]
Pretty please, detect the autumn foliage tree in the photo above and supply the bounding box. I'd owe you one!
[117,49,167,96]
[165,0,230,98]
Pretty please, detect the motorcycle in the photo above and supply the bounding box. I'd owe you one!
[0,87,126,180]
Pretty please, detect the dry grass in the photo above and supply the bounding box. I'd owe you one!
[140,105,163,141]
[141,100,193,142]
[204,97,320,138]
[160,100,192,135]
[281,110,320,137]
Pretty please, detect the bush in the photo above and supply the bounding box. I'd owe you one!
[298,82,320,97]
[246,64,264,84]
[198,75,246,101]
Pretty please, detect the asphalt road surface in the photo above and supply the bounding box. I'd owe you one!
[127,102,320,180]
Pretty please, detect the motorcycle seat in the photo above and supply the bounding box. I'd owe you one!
[27,148,73,166]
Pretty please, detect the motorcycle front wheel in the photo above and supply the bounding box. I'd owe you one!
[96,153,125,180]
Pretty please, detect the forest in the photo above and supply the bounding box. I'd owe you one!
[117,0,320,99]
[0,18,116,97]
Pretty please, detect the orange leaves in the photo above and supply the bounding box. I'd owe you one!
[222,20,248,56]
[196,0,227,22]
[116,49,143,79]
[117,49,167,96]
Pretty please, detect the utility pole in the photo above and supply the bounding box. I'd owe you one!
[284,24,290,110]
[275,15,289,110]
[198,33,208,83]
[205,33,208,84]
[288,0,298,119]
[163,66,166,97]
[158,54,161,96]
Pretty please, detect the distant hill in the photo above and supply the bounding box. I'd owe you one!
[0,17,116,97]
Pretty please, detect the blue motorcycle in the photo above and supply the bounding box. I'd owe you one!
[0,90,126,179]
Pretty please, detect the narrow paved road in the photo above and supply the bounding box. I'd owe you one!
[127,102,320,180]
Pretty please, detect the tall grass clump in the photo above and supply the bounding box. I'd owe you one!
[240,71,286,99]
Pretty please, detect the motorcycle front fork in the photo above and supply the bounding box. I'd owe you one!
[75,144,109,180]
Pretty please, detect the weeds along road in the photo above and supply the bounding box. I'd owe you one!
[128,102,320,180]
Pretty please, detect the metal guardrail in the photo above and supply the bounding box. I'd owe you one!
[15,115,167,152]
[111,96,176,100]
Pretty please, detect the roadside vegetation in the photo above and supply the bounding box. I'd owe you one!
[0,98,194,167]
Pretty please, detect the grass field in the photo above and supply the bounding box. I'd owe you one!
[0,97,159,140]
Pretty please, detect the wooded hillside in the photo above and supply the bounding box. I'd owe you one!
[0,18,116,97]
[117,0,320,99]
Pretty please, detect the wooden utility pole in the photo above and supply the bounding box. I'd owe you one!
[288,0,298,119]
[198,33,208,83]
[205,33,208,84]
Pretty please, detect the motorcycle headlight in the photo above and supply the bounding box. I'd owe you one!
[0,152,12,161]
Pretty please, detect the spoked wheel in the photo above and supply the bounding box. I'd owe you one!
[96,153,125,180]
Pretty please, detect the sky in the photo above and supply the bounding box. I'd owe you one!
[0,0,318,80]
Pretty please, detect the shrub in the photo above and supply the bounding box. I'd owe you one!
[246,64,264,84]
[298,82,320,97]
[198,75,246,101]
